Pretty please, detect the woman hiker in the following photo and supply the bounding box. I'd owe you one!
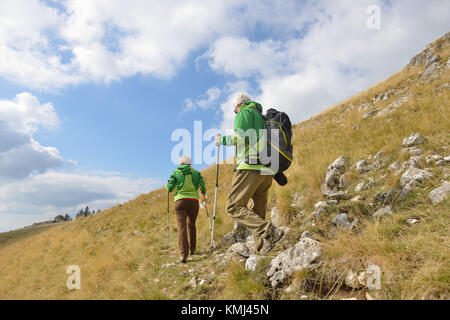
[165,156,207,263]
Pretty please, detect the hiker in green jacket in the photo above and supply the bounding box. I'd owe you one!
[215,93,284,254]
[165,156,207,263]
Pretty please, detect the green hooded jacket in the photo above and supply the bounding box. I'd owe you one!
[165,165,206,202]
[219,101,274,174]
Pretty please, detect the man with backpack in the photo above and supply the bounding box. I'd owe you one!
[215,93,288,254]
[166,156,207,263]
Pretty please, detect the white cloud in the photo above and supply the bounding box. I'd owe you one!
[0,92,161,231]
[0,0,317,90]
[206,0,450,127]
[182,87,221,113]
[0,171,161,232]
[0,92,60,135]
[0,93,64,180]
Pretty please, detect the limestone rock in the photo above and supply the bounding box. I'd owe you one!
[324,156,348,189]
[267,238,321,288]
[373,206,393,218]
[227,242,251,259]
[245,254,262,272]
[271,207,283,227]
[428,182,450,204]
[402,133,424,147]
[399,168,432,188]
[355,160,373,174]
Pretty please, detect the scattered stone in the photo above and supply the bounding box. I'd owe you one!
[271,207,284,227]
[162,263,176,269]
[218,222,251,248]
[444,168,450,179]
[322,189,347,199]
[363,109,379,119]
[373,206,393,218]
[355,178,375,192]
[355,160,373,174]
[406,219,419,225]
[324,156,348,189]
[374,151,385,160]
[426,155,445,166]
[332,213,358,230]
[267,238,322,288]
[301,231,314,240]
[188,277,198,289]
[402,133,424,147]
[345,270,365,289]
[402,147,424,156]
[227,242,251,259]
[388,94,411,108]
[132,230,143,236]
[245,254,262,272]
[428,182,450,204]
[399,168,433,188]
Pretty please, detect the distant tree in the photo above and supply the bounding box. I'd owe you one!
[84,206,90,216]
[76,209,84,219]
[64,214,72,221]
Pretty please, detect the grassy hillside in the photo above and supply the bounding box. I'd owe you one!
[0,33,448,300]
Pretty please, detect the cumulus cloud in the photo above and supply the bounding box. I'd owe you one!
[182,87,221,114]
[0,0,317,90]
[0,92,161,231]
[206,0,450,126]
[0,93,64,180]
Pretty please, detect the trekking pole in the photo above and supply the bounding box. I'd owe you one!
[210,146,220,253]
[166,190,169,250]
[202,194,213,236]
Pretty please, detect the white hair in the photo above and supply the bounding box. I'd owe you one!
[179,156,191,165]
[233,93,251,108]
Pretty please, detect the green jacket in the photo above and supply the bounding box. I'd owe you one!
[219,101,274,174]
[165,165,206,202]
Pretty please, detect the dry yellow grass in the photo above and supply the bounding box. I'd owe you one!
[0,33,449,300]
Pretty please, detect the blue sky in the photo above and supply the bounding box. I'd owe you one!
[0,0,449,231]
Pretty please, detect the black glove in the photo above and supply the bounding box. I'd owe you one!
[274,172,288,186]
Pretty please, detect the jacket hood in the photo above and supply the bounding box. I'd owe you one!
[177,164,192,175]
[241,101,262,113]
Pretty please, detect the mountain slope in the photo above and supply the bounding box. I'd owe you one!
[0,32,448,300]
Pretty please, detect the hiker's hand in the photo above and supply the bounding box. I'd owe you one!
[215,134,222,146]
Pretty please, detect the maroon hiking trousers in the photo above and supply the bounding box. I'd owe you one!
[174,198,199,259]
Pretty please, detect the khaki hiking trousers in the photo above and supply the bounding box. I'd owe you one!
[225,170,273,252]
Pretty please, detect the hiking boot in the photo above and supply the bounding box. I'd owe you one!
[259,226,285,255]
[179,256,187,264]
